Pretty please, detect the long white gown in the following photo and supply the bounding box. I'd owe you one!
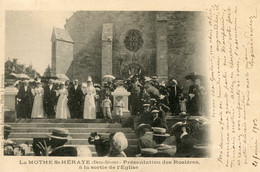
[56,88,71,119]
[83,86,96,119]
[31,87,44,118]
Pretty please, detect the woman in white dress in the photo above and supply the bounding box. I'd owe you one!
[31,81,44,118]
[56,82,71,119]
[82,80,96,119]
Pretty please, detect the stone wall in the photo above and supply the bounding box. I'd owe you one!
[55,41,74,75]
[167,12,206,90]
[65,11,157,82]
[64,11,206,86]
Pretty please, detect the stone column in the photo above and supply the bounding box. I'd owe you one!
[102,23,113,77]
[4,86,18,122]
[156,14,168,81]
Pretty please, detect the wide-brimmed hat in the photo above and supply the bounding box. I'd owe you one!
[171,121,191,134]
[152,127,170,137]
[4,125,12,132]
[47,128,72,140]
[136,124,152,133]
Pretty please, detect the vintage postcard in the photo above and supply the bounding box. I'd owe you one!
[0,0,259,172]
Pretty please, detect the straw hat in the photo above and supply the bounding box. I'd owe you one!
[136,124,152,134]
[152,127,170,137]
[151,109,159,113]
[47,128,72,140]
[143,104,150,107]
[171,121,191,134]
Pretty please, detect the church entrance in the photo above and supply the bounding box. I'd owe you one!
[122,63,145,79]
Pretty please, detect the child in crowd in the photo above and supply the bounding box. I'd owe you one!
[102,95,112,123]
[178,93,188,113]
[115,96,124,123]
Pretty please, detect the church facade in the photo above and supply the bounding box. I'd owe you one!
[51,11,206,87]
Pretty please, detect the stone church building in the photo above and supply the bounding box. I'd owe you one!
[51,11,206,87]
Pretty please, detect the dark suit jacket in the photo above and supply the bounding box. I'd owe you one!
[175,134,197,157]
[43,85,57,105]
[16,86,33,104]
[168,85,182,104]
[68,85,83,104]
[151,117,163,128]
[49,146,77,156]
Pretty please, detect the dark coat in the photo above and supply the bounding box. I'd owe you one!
[68,85,83,118]
[168,85,182,113]
[151,117,163,128]
[43,85,57,118]
[16,86,33,118]
[140,111,152,124]
[137,133,156,153]
[175,134,197,157]
[49,146,78,156]
[155,144,175,157]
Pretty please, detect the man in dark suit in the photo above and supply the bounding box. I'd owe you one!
[43,79,57,118]
[36,128,78,156]
[168,79,182,115]
[68,79,83,118]
[152,127,175,157]
[150,110,163,128]
[172,122,197,157]
[16,80,33,118]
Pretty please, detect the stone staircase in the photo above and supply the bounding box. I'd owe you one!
[6,119,138,156]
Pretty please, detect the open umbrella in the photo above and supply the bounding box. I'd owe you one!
[10,73,30,80]
[56,74,70,82]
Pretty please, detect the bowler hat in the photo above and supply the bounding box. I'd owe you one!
[152,127,170,137]
[4,125,12,132]
[47,128,72,140]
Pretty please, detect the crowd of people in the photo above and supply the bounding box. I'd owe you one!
[4,119,207,157]
[5,72,208,157]
[15,72,207,122]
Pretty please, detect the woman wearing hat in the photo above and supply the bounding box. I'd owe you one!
[109,132,128,157]
[82,77,96,119]
[31,81,44,118]
[56,82,70,119]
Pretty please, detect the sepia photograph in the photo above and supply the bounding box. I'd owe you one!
[3,11,209,158]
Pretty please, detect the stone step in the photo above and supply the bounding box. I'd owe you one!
[14,119,108,123]
[9,132,137,139]
[6,123,122,128]
[10,138,138,145]
[10,127,133,133]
